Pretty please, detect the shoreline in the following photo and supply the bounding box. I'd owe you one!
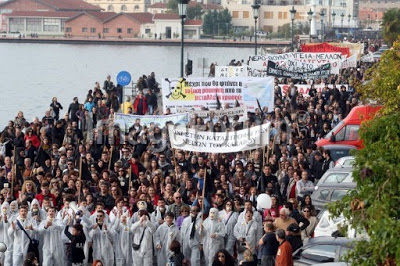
[0,37,290,48]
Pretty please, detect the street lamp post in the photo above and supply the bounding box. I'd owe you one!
[348,14,351,27]
[332,11,336,29]
[307,9,313,43]
[252,1,260,55]
[320,10,325,43]
[178,0,189,78]
[290,6,297,51]
[340,12,345,31]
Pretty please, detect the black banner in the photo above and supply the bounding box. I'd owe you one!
[266,61,331,79]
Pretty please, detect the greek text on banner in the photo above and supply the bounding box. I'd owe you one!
[115,113,190,131]
[168,123,270,153]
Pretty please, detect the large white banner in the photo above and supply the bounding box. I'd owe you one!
[340,54,357,69]
[248,53,343,76]
[162,77,274,113]
[114,113,190,131]
[215,66,247,77]
[168,123,270,153]
[279,84,349,97]
[176,106,248,122]
[361,52,374,63]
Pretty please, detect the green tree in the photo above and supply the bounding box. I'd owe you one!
[382,8,400,46]
[202,9,231,36]
[329,41,400,265]
[203,11,213,34]
[277,23,291,39]
[167,0,178,13]
[187,4,203,19]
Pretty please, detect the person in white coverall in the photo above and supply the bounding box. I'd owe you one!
[202,208,226,266]
[154,211,181,266]
[88,210,115,266]
[0,202,14,266]
[9,205,37,266]
[180,206,202,266]
[218,200,238,256]
[38,206,64,266]
[131,209,156,266]
[113,211,132,266]
[234,209,261,261]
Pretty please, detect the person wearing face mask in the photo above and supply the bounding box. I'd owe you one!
[155,212,181,266]
[131,209,156,266]
[202,208,226,266]
[38,207,64,266]
[181,206,202,266]
[88,210,115,266]
[218,200,238,256]
[0,201,14,266]
[113,211,132,266]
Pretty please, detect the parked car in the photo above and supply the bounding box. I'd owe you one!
[293,237,359,265]
[319,144,357,162]
[373,51,382,61]
[314,210,359,238]
[334,156,355,168]
[311,183,356,212]
[315,168,353,188]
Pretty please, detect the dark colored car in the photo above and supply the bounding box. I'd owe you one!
[293,237,359,265]
[311,183,356,212]
[321,144,357,162]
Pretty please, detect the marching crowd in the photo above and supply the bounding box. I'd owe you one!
[0,42,377,266]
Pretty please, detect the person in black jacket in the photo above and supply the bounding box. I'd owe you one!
[286,223,303,253]
[68,97,80,123]
[167,240,185,266]
[285,201,310,231]
[64,223,86,265]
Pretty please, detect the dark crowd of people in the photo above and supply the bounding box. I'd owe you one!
[0,40,381,266]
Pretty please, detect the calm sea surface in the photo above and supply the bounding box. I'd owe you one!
[0,43,253,129]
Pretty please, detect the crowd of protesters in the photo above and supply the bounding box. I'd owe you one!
[0,40,380,266]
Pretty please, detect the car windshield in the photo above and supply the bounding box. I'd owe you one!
[325,121,344,139]
[323,173,351,184]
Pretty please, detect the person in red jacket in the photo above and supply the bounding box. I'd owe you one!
[35,182,57,207]
[24,128,41,149]
[275,229,293,266]
[133,91,148,115]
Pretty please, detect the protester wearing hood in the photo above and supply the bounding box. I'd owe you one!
[218,200,238,256]
[202,208,226,266]
[131,209,156,266]
[181,206,202,266]
[0,201,13,266]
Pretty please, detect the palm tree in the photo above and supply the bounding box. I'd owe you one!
[382,8,400,46]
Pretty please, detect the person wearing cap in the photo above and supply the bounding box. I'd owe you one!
[285,223,302,252]
[275,229,293,266]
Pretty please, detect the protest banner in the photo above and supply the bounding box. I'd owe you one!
[162,77,274,113]
[266,61,331,79]
[215,66,247,77]
[330,42,364,59]
[361,52,375,63]
[114,113,190,131]
[248,52,342,76]
[176,106,248,122]
[300,43,350,58]
[168,122,270,153]
[340,54,357,69]
[279,84,349,97]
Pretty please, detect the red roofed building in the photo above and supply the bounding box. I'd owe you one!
[0,0,102,33]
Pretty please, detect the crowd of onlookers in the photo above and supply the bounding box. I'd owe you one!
[0,40,379,266]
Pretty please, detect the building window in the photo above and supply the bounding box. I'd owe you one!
[278,11,287,19]
[243,11,249,18]
[263,11,273,19]
[127,28,133,33]
[26,18,42,32]
[66,27,72,32]
[117,28,122,33]
[134,5,140,9]
[90,28,96,33]
[9,18,24,32]
[145,28,150,33]
[107,5,114,11]
[82,27,88,32]
[232,11,239,18]
[43,18,60,32]
[121,4,127,11]
[103,28,109,33]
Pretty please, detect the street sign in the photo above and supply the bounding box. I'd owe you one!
[116,71,131,86]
